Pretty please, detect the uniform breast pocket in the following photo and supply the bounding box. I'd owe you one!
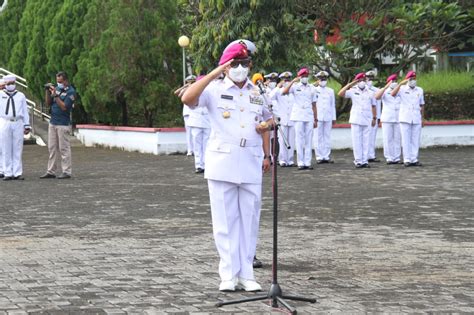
[249,104,263,115]
[217,101,236,111]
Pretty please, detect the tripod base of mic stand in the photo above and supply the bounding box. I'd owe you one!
[215,283,316,315]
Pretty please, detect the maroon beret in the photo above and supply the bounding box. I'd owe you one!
[219,42,249,65]
[405,70,416,79]
[386,74,398,83]
[297,68,309,77]
[354,72,366,80]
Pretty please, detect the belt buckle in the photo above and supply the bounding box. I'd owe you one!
[240,138,246,147]
[9,118,15,122]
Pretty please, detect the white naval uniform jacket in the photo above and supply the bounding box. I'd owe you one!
[196,77,272,184]
[397,86,425,124]
[187,105,211,129]
[289,83,317,122]
[368,86,382,119]
[380,89,401,123]
[346,87,376,126]
[0,90,30,125]
[269,87,295,126]
[315,86,336,122]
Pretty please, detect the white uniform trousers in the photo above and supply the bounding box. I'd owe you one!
[315,121,332,161]
[191,127,210,169]
[0,120,24,177]
[208,179,261,281]
[0,138,3,175]
[184,116,193,154]
[294,121,313,167]
[368,123,379,159]
[351,124,370,165]
[278,125,295,165]
[400,122,422,163]
[382,122,401,162]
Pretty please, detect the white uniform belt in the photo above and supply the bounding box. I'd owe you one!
[211,135,262,147]
[0,117,21,122]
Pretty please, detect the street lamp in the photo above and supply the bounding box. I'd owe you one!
[178,35,190,85]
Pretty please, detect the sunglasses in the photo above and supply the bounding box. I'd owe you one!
[230,59,250,68]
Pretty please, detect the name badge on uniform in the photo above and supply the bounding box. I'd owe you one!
[354,92,360,95]
[249,96,263,105]
[221,94,233,100]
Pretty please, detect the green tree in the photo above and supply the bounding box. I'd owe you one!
[182,0,310,74]
[0,0,27,66]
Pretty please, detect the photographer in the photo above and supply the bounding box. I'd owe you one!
[40,71,76,179]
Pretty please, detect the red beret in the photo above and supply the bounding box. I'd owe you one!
[354,72,366,80]
[219,42,249,65]
[386,74,398,83]
[405,70,416,79]
[297,68,309,77]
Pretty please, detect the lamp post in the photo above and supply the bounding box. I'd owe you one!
[178,35,190,85]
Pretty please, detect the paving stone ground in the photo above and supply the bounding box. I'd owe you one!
[0,145,473,314]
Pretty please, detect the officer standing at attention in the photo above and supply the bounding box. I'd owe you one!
[338,73,377,168]
[0,75,31,180]
[391,70,425,167]
[366,70,382,163]
[374,74,402,164]
[281,67,317,170]
[181,75,196,156]
[40,71,76,179]
[269,71,296,167]
[0,78,5,178]
[314,71,336,164]
[181,41,272,292]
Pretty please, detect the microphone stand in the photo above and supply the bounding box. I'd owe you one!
[216,86,317,314]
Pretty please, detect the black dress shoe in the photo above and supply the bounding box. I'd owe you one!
[297,166,306,170]
[195,168,204,173]
[57,173,72,179]
[13,176,25,180]
[0,174,4,178]
[316,160,324,164]
[3,176,13,181]
[404,162,411,167]
[40,173,56,179]
[362,163,370,168]
[368,158,380,163]
[253,256,263,268]
[411,161,423,167]
[355,163,363,168]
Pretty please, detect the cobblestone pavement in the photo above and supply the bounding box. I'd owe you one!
[1,145,473,314]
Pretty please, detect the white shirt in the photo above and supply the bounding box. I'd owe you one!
[182,104,191,117]
[368,85,382,119]
[0,90,30,126]
[345,87,376,126]
[315,86,336,122]
[396,85,425,124]
[269,87,294,126]
[380,88,401,123]
[289,82,317,122]
[187,105,211,129]
[196,77,272,184]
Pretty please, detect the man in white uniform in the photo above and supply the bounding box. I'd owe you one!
[375,74,402,164]
[181,42,271,292]
[366,70,382,163]
[391,70,425,167]
[269,71,295,167]
[0,78,5,178]
[0,75,31,180]
[314,71,336,164]
[338,73,377,168]
[187,75,211,173]
[282,68,317,170]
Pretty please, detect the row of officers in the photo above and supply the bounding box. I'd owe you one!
[181,68,425,172]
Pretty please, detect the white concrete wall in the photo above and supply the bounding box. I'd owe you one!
[76,123,474,155]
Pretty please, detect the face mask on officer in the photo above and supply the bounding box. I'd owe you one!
[408,79,417,88]
[389,82,398,89]
[5,83,15,92]
[228,64,249,83]
[268,82,277,89]
[358,81,366,90]
[57,83,65,89]
[366,80,373,87]
[300,77,308,84]
[319,80,327,87]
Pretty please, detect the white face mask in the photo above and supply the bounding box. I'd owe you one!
[358,81,366,90]
[389,82,398,89]
[319,80,327,87]
[228,65,249,83]
[367,80,373,87]
[300,77,308,84]
[268,82,277,89]
[408,80,417,88]
[5,84,15,92]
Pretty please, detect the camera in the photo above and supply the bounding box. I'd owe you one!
[44,83,54,90]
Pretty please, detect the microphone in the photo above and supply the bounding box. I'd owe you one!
[251,73,266,94]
